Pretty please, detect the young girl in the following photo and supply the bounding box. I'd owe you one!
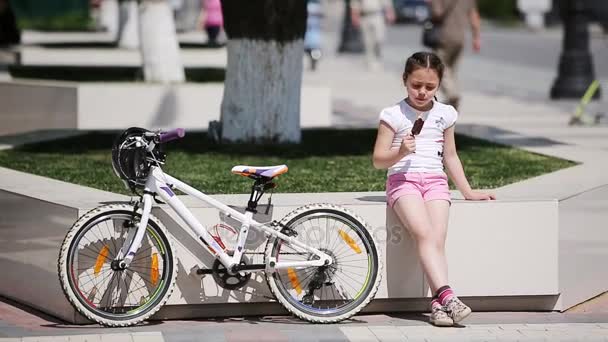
[201,0,223,46]
[372,51,495,326]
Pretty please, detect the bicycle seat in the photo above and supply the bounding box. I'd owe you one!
[231,165,288,179]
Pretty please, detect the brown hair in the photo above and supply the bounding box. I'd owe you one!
[403,51,445,82]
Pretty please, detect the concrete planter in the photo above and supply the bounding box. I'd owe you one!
[0,167,560,323]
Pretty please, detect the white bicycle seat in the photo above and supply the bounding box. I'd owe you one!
[231,165,288,179]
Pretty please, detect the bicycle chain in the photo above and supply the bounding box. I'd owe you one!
[198,257,277,301]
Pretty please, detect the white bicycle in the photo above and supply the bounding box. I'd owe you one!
[58,127,382,326]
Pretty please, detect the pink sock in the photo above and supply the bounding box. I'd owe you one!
[431,298,442,310]
[437,287,455,306]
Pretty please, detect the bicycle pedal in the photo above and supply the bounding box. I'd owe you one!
[196,268,214,275]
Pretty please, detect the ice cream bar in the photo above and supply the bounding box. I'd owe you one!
[411,118,424,135]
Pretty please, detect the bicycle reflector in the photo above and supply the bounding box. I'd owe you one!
[111,127,164,192]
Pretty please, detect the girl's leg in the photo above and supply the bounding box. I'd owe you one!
[392,196,448,292]
[425,200,471,323]
[206,26,220,44]
[424,199,450,293]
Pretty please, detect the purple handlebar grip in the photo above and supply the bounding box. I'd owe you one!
[159,128,185,143]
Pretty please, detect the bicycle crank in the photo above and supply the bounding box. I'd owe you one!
[211,252,252,290]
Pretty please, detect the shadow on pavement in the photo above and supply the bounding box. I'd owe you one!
[458,124,568,148]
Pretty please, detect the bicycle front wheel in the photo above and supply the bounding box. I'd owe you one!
[58,203,177,326]
[264,203,382,323]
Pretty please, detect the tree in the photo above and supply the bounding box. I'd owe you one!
[219,0,307,143]
[99,0,184,82]
[138,0,185,82]
[0,0,21,46]
[117,0,139,49]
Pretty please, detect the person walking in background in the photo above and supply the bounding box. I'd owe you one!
[428,0,481,110]
[201,0,223,46]
[304,0,323,71]
[350,0,395,70]
[372,51,495,326]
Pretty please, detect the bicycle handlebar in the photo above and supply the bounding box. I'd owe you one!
[159,128,185,143]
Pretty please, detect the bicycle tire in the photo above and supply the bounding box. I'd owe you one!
[58,203,177,327]
[264,203,382,323]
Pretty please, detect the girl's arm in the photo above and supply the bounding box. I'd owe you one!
[442,125,495,200]
[372,122,415,169]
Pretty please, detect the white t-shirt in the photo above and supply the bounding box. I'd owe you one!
[379,99,458,176]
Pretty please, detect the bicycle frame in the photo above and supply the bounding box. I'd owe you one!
[118,166,333,272]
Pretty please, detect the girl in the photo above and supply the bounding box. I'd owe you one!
[372,51,495,326]
[201,0,223,46]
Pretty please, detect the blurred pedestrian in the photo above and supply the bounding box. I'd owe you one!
[305,0,323,71]
[427,0,481,110]
[350,0,395,70]
[201,0,223,46]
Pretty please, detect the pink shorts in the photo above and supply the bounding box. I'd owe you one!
[386,172,451,207]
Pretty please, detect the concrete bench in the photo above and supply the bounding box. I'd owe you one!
[0,167,559,323]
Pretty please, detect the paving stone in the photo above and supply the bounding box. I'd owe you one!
[130,332,164,342]
[367,326,406,342]
[98,333,133,342]
[339,327,379,342]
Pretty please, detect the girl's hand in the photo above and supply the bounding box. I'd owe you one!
[464,191,496,201]
[400,134,416,155]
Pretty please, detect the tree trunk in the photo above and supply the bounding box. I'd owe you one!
[219,0,307,143]
[0,0,21,46]
[138,0,185,82]
[117,0,139,49]
[99,0,119,37]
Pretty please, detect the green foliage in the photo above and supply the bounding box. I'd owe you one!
[11,0,89,18]
[0,130,575,195]
[478,0,519,21]
[17,12,92,31]
[11,0,91,31]
[8,66,225,83]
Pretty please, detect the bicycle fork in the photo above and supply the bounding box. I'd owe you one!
[115,193,154,269]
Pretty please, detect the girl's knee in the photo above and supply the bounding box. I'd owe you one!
[414,233,445,251]
[411,230,434,245]
[434,240,446,252]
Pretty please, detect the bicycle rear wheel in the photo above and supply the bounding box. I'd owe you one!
[264,203,382,323]
[58,203,177,326]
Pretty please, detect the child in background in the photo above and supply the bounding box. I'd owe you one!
[202,0,223,46]
[372,51,495,326]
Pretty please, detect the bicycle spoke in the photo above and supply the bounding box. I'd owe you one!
[269,207,379,320]
[63,208,175,324]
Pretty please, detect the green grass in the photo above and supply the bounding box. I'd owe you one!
[17,12,93,31]
[0,129,575,195]
[8,66,225,83]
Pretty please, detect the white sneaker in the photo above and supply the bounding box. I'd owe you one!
[429,306,453,327]
[445,297,472,323]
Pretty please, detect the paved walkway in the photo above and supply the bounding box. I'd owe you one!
[2,298,608,341]
[2,324,608,342]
